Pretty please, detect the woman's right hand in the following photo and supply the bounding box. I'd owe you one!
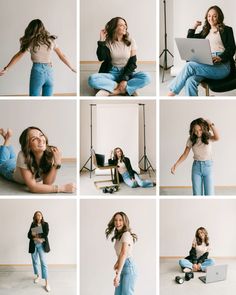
[59,183,76,193]
[171,164,176,174]
[193,21,202,30]
[0,68,7,76]
[100,29,107,41]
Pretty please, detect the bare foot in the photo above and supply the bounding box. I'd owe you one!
[167,91,176,96]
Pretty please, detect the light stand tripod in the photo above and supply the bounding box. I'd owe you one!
[80,104,96,178]
[138,104,155,176]
[159,0,173,82]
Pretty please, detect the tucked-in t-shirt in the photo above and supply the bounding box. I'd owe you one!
[117,160,127,175]
[193,238,210,259]
[106,38,137,67]
[206,30,225,54]
[13,151,42,184]
[114,231,133,258]
[186,137,213,161]
[30,39,58,63]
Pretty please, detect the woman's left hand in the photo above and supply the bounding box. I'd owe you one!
[212,56,222,63]
[52,147,62,165]
[113,274,120,287]
[117,81,127,92]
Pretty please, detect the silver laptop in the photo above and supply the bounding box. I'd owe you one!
[175,38,213,65]
[199,265,227,284]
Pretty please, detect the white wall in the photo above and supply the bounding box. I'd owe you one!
[0,199,76,264]
[80,0,156,61]
[160,100,236,186]
[80,199,156,295]
[80,100,156,170]
[160,199,236,257]
[0,100,76,158]
[0,0,76,95]
[159,0,236,74]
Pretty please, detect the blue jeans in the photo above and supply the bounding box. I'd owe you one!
[0,145,16,181]
[192,160,214,196]
[179,258,215,272]
[31,243,48,279]
[30,63,54,96]
[121,172,154,188]
[115,258,137,295]
[88,66,151,95]
[169,61,230,96]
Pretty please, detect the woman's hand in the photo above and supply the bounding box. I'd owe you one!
[117,81,127,93]
[212,56,222,63]
[51,147,62,165]
[0,68,8,76]
[197,263,202,271]
[113,262,118,270]
[171,164,176,174]
[192,264,198,272]
[113,274,120,287]
[193,21,202,30]
[100,29,107,41]
[59,183,76,193]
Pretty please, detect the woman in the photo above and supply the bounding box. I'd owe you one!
[179,227,215,272]
[171,118,219,195]
[88,17,151,96]
[28,211,50,292]
[106,212,138,295]
[0,127,75,193]
[109,147,155,188]
[168,6,236,96]
[0,19,76,96]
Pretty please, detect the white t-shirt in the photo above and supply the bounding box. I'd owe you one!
[114,231,133,258]
[117,160,127,175]
[30,39,58,63]
[206,30,225,53]
[193,238,210,258]
[13,151,42,184]
[186,137,213,161]
[106,37,137,68]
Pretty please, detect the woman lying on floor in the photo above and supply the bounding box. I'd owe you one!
[0,127,76,193]
[109,147,155,188]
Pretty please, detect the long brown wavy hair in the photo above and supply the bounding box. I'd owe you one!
[20,19,57,52]
[195,227,209,246]
[33,211,45,225]
[105,17,131,46]
[189,118,211,146]
[19,127,54,177]
[113,147,125,162]
[105,212,137,242]
[201,6,225,37]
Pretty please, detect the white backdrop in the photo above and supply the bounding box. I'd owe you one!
[0,100,76,158]
[80,199,156,295]
[0,199,76,264]
[80,0,156,61]
[0,0,76,95]
[160,100,236,186]
[167,0,236,75]
[96,104,139,172]
[160,199,236,257]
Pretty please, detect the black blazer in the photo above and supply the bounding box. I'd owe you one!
[187,25,236,73]
[96,41,137,81]
[28,222,50,253]
[185,246,209,264]
[109,156,138,183]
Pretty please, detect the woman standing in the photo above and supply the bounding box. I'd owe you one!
[171,118,219,195]
[106,212,137,295]
[0,127,75,193]
[109,147,155,188]
[88,17,151,96]
[179,227,215,272]
[0,19,76,96]
[168,6,235,96]
[28,211,51,292]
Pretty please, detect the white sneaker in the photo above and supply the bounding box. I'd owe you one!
[34,276,39,283]
[183,267,192,273]
[45,285,51,292]
[95,89,110,96]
